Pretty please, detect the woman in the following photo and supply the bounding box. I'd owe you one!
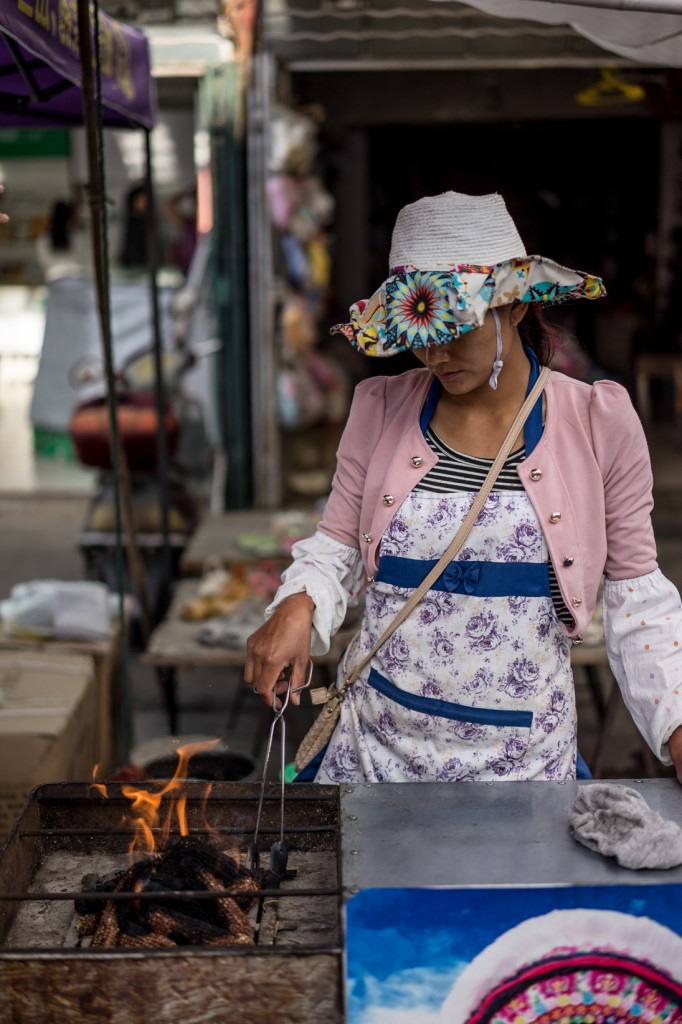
[245,191,682,784]
[35,197,91,281]
[119,183,148,270]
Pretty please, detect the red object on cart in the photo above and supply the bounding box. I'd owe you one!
[69,393,179,472]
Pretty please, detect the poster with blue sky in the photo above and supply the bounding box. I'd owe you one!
[345,884,682,1023]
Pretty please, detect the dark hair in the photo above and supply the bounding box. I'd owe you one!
[516,304,554,367]
[119,183,148,269]
[50,201,71,251]
[125,184,147,211]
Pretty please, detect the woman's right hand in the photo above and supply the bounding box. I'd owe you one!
[244,592,315,708]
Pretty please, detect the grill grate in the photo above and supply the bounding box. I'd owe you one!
[0,782,343,1024]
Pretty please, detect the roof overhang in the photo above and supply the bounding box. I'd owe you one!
[262,0,632,71]
[437,0,682,67]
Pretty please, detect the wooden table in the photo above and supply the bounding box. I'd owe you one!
[155,509,321,734]
[179,511,318,576]
[142,579,358,734]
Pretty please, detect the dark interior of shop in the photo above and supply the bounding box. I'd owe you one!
[320,116,660,387]
[287,62,679,398]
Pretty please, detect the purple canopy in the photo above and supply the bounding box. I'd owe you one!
[0,0,154,129]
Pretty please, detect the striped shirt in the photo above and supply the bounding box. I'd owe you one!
[416,426,573,624]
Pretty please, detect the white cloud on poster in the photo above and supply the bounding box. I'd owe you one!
[364,1006,440,1024]
[350,964,466,1024]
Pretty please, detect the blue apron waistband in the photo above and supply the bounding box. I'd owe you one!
[368,668,533,728]
[375,556,551,597]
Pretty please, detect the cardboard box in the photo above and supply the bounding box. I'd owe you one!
[0,652,96,843]
[0,627,122,776]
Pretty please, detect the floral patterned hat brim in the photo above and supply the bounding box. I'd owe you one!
[330,257,606,357]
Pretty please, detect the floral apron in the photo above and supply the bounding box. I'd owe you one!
[315,359,576,784]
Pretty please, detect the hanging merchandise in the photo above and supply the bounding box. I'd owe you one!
[288,177,335,244]
[267,104,350,483]
[269,107,318,178]
[281,294,316,354]
[264,175,299,233]
[277,367,327,430]
[277,292,327,428]
[265,174,303,232]
[575,68,646,107]
[280,233,311,290]
[306,235,332,291]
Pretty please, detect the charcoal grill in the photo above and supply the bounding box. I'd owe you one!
[2,778,682,1024]
[0,781,342,1024]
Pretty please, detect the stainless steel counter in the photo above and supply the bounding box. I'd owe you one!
[339,779,682,894]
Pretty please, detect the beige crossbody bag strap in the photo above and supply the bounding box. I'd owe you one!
[340,365,551,692]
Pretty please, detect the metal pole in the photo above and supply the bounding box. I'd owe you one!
[76,0,153,648]
[208,65,252,510]
[247,53,279,507]
[144,128,173,617]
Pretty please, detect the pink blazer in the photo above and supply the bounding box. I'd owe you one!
[317,368,657,640]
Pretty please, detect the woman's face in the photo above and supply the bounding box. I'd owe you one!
[412,304,526,396]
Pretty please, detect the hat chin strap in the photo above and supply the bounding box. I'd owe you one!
[489,309,504,390]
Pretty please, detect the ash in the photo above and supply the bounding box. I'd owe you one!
[5,850,127,949]
[256,850,338,946]
[5,848,338,950]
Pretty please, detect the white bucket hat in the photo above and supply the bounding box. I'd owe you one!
[331,190,606,358]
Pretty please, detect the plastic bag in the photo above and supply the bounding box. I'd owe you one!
[0,580,114,641]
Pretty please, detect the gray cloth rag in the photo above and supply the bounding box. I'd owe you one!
[569,783,682,870]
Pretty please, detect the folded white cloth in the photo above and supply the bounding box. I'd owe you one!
[569,782,682,870]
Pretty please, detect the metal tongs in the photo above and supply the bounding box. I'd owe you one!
[249,660,313,881]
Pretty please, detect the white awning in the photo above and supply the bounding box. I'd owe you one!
[428,0,682,65]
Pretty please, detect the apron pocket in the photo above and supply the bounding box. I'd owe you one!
[346,668,535,780]
[367,667,533,728]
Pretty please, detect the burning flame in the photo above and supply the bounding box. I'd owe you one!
[121,739,221,859]
[89,762,108,800]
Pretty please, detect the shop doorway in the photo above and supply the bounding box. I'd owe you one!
[328,116,659,387]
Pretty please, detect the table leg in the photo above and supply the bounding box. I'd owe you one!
[674,362,682,421]
[226,676,248,731]
[640,740,659,778]
[635,368,651,423]
[591,679,658,779]
[583,664,607,723]
[156,667,178,734]
[590,680,621,778]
